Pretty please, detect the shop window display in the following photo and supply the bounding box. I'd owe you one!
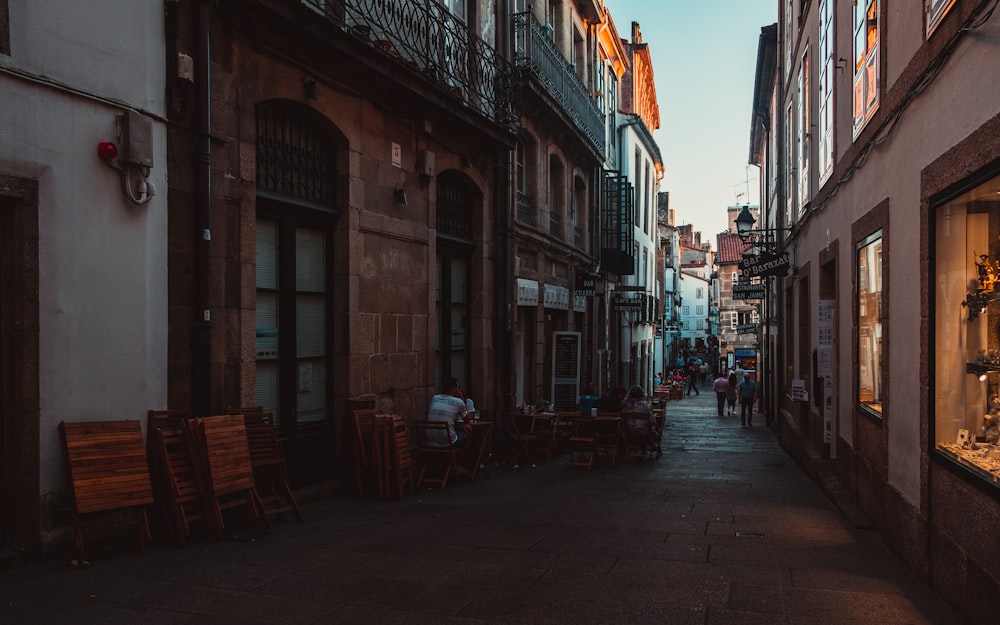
[934,170,1000,487]
[857,231,883,417]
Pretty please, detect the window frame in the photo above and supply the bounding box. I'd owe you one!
[926,0,956,37]
[930,164,1000,493]
[852,0,880,138]
[817,0,835,184]
[855,229,884,422]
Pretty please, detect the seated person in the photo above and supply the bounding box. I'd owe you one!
[594,385,627,413]
[578,383,598,415]
[621,385,659,452]
[426,377,471,447]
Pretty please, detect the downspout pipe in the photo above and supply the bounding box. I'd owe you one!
[191,0,213,416]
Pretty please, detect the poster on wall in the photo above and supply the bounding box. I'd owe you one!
[823,376,834,444]
[552,331,581,411]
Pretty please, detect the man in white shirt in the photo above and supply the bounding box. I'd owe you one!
[426,377,470,447]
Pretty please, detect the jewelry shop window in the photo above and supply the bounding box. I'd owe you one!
[857,231,883,419]
[934,170,1000,488]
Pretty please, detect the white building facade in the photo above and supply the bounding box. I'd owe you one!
[0,1,169,554]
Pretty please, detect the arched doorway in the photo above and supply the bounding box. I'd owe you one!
[254,100,341,486]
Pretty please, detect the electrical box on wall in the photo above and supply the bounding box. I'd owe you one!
[417,149,435,177]
[121,111,153,167]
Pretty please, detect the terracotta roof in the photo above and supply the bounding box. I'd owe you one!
[716,232,750,264]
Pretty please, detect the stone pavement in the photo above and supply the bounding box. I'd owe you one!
[1,387,966,625]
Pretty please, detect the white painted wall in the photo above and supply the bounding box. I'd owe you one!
[0,1,167,518]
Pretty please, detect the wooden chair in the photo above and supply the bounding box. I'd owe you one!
[653,409,665,457]
[59,420,155,562]
[187,415,270,539]
[670,382,684,400]
[502,413,536,468]
[380,414,415,499]
[412,420,462,489]
[566,416,597,470]
[527,413,557,462]
[352,408,385,498]
[594,413,622,466]
[244,416,303,521]
[146,410,208,545]
[225,406,274,427]
[622,411,654,461]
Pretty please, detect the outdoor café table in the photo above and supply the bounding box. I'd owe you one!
[461,417,492,481]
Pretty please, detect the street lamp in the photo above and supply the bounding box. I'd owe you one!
[734,205,792,242]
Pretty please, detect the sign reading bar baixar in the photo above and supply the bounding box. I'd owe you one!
[740,251,791,278]
[736,323,758,335]
[733,283,767,300]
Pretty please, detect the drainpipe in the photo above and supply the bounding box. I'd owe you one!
[191,0,213,416]
[497,0,516,412]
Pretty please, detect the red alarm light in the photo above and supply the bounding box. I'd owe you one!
[97,141,118,160]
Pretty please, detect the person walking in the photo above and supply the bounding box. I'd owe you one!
[712,372,729,417]
[726,370,739,416]
[738,372,757,426]
[686,362,700,396]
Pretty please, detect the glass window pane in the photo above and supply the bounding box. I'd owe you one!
[934,172,1000,488]
[297,358,326,425]
[256,220,278,290]
[295,227,325,293]
[255,360,280,421]
[857,233,883,415]
[297,294,326,359]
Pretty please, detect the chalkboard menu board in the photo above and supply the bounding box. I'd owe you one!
[552,332,581,411]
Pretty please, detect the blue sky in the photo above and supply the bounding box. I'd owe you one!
[602,0,778,238]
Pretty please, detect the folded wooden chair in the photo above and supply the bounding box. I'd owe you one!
[244,416,303,521]
[146,410,208,545]
[381,414,415,499]
[59,420,155,562]
[187,415,270,539]
[352,408,385,498]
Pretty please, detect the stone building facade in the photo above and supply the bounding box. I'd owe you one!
[754,1,1000,621]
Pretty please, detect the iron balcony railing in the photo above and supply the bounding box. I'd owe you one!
[513,11,605,155]
[302,0,517,131]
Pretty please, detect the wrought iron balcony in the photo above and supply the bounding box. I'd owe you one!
[516,191,533,226]
[513,11,605,155]
[600,171,635,276]
[302,0,517,131]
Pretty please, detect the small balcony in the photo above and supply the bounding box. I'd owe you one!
[516,192,533,226]
[293,0,517,132]
[600,171,635,276]
[513,11,605,155]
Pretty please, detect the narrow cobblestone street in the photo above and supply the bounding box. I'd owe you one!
[1,388,965,624]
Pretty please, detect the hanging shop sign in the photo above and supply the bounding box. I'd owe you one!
[740,251,791,278]
[612,294,644,313]
[543,284,570,310]
[736,323,758,335]
[516,278,538,306]
[575,274,596,297]
[733,283,767,300]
